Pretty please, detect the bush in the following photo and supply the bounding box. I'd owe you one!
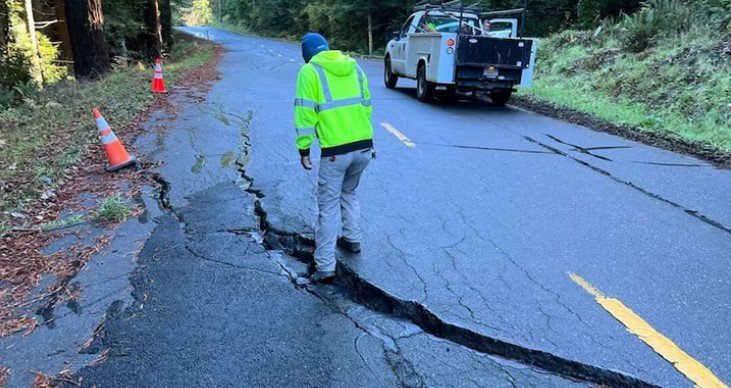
[577,0,601,28]
[37,34,68,84]
[0,86,15,108]
[615,0,728,52]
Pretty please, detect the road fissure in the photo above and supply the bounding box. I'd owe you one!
[523,136,731,235]
[230,128,656,388]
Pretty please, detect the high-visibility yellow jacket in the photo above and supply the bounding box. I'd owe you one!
[294,50,373,157]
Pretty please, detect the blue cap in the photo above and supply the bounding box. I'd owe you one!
[301,33,329,63]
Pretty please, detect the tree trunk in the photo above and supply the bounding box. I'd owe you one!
[0,0,9,57]
[143,0,162,60]
[53,0,73,61]
[158,0,172,48]
[62,0,110,78]
[24,0,43,85]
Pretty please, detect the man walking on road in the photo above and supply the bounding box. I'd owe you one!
[294,33,374,283]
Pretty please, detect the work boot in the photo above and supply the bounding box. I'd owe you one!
[337,237,361,254]
[310,270,335,283]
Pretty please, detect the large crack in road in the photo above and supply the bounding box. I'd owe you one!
[68,99,591,386]
[227,110,654,387]
[69,28,731,385]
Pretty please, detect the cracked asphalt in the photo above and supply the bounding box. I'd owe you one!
[23,27,724,387]
[161,27,730,386]
[50,28,580,387]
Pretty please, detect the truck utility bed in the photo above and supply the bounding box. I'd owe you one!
[455,36,535,89]
[457,36,533,68]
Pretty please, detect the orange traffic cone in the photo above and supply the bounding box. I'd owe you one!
[151,58,167,93]
[93,108,137,172]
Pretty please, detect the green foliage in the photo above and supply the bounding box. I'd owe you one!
[183,0,213,25]
[1,0,36,86]
[0,85,15,108]
[95,195,131,222]
[40,213,85,231]
[577,0,601,28]
[216,0,405,52]
[523,0,731,151]
[12,79,36,100]
[37,34,68,84]
[0,1,67,89]
[615,0,691,52]
[210,0,649,53]
[101,0,145,56]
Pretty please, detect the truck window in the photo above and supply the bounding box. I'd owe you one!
[484,21,514,37]
[400,15,415,38]
[419,15,479,34]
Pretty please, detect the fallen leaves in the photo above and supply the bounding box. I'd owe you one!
[32,372,54,388]
[0,366,9,388]
[0,35,222,339]
[0,316,38,337]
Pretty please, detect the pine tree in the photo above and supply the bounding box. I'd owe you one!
[63,0,110,78]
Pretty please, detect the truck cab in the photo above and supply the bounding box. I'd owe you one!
[384,1,538,105]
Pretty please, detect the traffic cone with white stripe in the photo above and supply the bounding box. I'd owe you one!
[151,58,167,93]
[93,108,137,172]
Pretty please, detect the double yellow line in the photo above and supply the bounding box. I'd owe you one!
[569,273,727,388]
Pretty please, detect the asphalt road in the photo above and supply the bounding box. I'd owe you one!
[63,28,582,387]
[171,27,731,387]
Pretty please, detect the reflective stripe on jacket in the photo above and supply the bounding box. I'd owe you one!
[294,50,373,157]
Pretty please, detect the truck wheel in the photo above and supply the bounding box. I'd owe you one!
[416,64,435,102]
[384,57,398,89]
[490,89,512,106]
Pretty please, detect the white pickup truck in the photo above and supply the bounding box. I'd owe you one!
[384,2,538,105]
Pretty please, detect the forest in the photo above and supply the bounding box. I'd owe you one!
[0,0,645,93]
[0,0,178,99]
[204,0,646,54]
[1,0,729,149]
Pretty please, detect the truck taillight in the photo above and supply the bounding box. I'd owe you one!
[447,39,455,47]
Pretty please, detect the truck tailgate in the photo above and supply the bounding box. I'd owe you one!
[457,36,532,68]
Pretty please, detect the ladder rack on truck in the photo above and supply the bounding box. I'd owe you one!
[384,0,538,105]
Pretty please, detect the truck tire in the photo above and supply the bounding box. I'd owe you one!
[416,64,435,103]
[384,57,398,89]
[490,89,512,106]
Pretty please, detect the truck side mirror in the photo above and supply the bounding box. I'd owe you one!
[391,30,400,41]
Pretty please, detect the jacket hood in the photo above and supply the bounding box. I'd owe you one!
[309,50,356,76]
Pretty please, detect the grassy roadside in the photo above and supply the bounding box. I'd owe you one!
[515,2,730,156]
[0,32,216,235]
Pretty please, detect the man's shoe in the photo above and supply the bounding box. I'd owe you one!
[337,237,361,254]
[310,270,335,283]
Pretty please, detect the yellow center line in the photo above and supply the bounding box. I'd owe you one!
[380,122,416,148]
[569,272,728,388]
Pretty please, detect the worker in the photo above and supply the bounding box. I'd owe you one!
[294,33,374,283]
[482,19,492,36]
[420,17,437,32]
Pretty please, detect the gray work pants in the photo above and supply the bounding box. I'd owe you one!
[314,148,372,272]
